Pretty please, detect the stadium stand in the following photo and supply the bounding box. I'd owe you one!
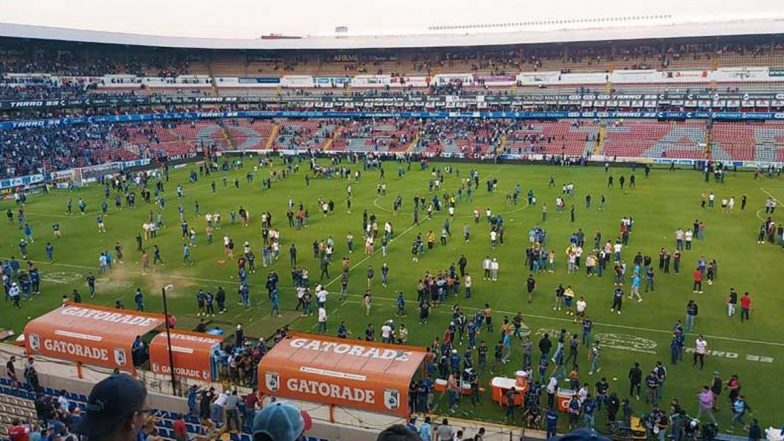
[1,33,784,178]
[0,378,334,441]
[4,116,784,179]
[603,121,707,159]
[505,120,599,156]
[3,36,784,78]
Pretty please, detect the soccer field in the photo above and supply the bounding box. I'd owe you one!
[2,157,784,429]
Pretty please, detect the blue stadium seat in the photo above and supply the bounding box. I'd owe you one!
[0,378,9,386]
[185,424,199,434]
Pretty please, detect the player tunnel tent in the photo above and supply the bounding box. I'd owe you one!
[149,330,223,382]
[23,303,221,381]
[23,303,165,374]
[258,332,427,418]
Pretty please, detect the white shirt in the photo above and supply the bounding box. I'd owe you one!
[483,259,491,269]
[490,231,497,241]
[57,395,69,411]
[381,325,392,338]
[215,392,228,407]
[613,243,622,253]
[576,300,587,313]
[577,386,588,402]
[491,261,499,271]
[318,308,327,322]
[546,377,558,394]
[695,338,708,354]
[685,231,693,241]
[464,275,472,287]
[317,290,328,303]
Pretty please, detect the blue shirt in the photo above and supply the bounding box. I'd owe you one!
[546,409,558,427]
[419,423,432,441]
[583,398,596,415]
[582,319,593,333]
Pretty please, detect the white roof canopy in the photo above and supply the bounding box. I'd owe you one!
[1,19,783,51]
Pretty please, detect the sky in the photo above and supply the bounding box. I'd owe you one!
[2,0,783,38]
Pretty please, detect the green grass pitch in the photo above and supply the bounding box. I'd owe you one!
[2,158,783,429]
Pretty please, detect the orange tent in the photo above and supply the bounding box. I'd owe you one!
[149,330,223,382]
[24,303,165,372]
[258,332,427,417]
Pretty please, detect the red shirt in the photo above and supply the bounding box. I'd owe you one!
[693,270,702,282]
[173,419,187,438]
[8,425,30,441]
[245,392,259,410]
[740,296,751,309]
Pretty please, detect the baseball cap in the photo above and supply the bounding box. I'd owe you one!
[47,420,67,436]
[74,374,148,437]
[252,401,312,441]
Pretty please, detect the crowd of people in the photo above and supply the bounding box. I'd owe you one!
[1,145,779,441]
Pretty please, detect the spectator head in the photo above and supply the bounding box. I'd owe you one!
[74,374,148,441]
[376,424,423,441]
[47,421,67,437]
[557,428,612,441]
[252,401,312,441]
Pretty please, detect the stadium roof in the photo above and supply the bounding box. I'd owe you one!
[1,19,783,51]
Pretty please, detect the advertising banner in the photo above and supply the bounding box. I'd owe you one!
[24,304,165,371]
[149,331,223,382]
[258,333,427,417]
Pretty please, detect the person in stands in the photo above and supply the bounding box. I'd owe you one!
[74,374,149,441]
[252,401,312,441]
[376,424,424,441]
